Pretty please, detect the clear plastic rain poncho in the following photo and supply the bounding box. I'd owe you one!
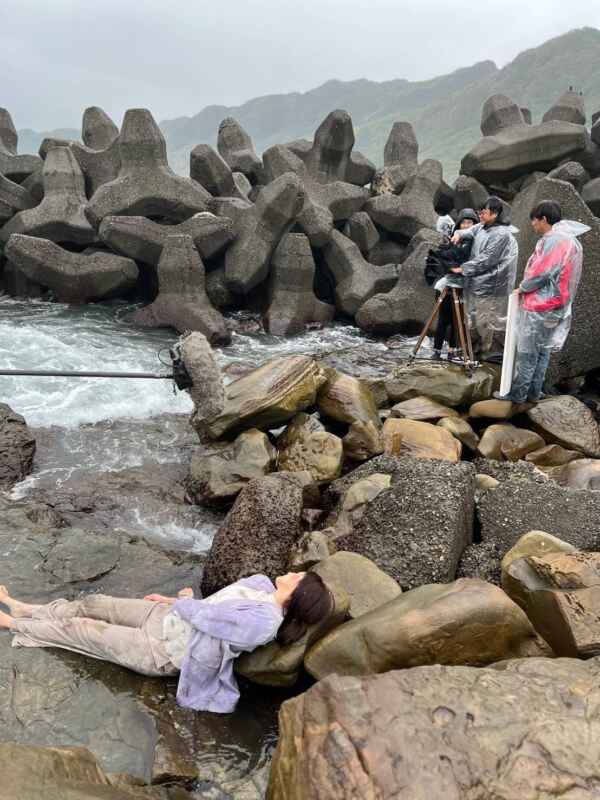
[517,220,588,354]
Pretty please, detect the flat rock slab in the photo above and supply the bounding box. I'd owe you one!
[391,396,459,421]
[205,355,327,440]
[437,417,479,451]
[527,395,600,457]
[268,657,600,800]
[385,363,497,407]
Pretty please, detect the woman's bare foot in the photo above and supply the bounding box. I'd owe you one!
[0,586,39,619]
[0,609,15,630]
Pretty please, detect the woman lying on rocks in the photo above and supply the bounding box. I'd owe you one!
[0,572,333,713]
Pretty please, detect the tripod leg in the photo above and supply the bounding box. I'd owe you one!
[410,289,446,360]
[451,289,469,366]
[460,292,476,363]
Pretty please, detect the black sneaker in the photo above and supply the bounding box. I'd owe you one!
[431,350,442,361]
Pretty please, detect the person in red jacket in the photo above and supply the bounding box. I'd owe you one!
[495,201,587,404]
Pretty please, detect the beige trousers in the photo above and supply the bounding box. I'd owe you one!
[10,594,179,677]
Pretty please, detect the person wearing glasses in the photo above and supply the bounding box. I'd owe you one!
[450,196,518,361]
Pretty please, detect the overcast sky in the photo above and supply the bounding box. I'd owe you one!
[3,0,599,131]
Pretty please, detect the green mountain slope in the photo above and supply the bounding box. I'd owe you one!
[161,27,600,181]
[16,28,600,183]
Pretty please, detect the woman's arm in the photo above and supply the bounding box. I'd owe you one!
[143,588,194,603]
[173,597,282,649]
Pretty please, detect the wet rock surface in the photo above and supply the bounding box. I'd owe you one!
[268,657,600,800]
[0,403,36,489]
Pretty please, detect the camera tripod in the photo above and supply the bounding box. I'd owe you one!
[407,286,479,372]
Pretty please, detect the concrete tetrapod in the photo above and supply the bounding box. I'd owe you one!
[190,143,249,200]
[366,159,440,237]
[372,121,419,195]
[0,146,95,246]
[70,106,121,197]
[217,117,264,184]
[5,233,138,303]
[131,234,230,345]
[263,144,367,247]
[264,233,335,335]
[99,212,234,266]
[224,171,305,294]
[323,229,398,317]
[0,173,35,223]
[0,108,42,182]
[85,108,211,227]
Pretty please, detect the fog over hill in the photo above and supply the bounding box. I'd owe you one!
[17,27,600,181]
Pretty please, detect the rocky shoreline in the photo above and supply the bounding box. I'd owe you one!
[2,86,600,797]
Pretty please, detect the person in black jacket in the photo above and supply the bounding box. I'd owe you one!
[425,208,479,360]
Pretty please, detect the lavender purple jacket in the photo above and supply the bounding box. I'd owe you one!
[172,575,283,713]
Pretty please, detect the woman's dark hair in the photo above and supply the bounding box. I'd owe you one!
[276,572,334,646]
[530,200,562,225]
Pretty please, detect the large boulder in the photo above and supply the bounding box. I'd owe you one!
[130,234,230,345]
[331,455,474,589]
[547,160,590,192]
[5,234,138,303]
[204,355,327,440]
[317,370,383,461]
[200,472,304,596]
[476,423,545,461]
[383,418,462,462]
[186,429,276,507]
[0,404,35,489]
[526,395,600,457]
[1,146,95,246]
[385,362,496,406]
[512,177,600,381]
[503,549,600,657]
[263,233,335,335]
[390,396,459,421]
[452,174,488,212]
[313,551,401,619]
[276,413,343,482]
[582,176,600,215]
[304,578,541,680]
[85,109,211,227]
[477,475,600,556]
[268,657,600,800]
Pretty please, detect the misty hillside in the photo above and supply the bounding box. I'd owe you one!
[17,28,600,182]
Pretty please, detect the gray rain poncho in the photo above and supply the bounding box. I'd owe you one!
[455,220,519,356]
[517,220,588,354]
